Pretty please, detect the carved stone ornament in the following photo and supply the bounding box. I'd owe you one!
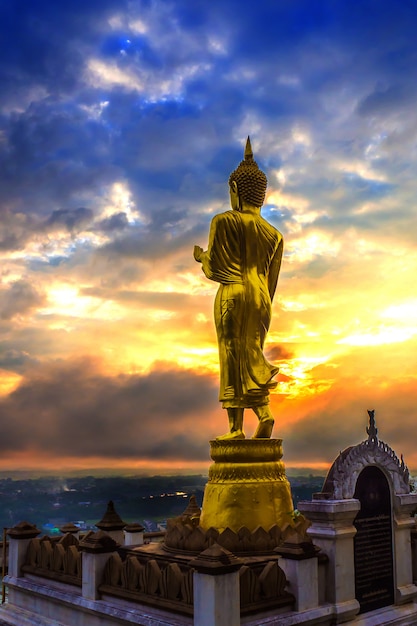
[100,547,293,615]
[124,522,145,533]
[7,521,40,539]
[190,543,243,575]
[164,520,284,555]
[321,410,410,500]
[24,533,82,582]
[58,522,80,535]
[79,529,118,553]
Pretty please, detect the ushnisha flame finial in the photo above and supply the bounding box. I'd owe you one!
[244,136,254,160]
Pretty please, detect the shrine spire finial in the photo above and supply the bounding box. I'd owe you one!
[366,409,378,443]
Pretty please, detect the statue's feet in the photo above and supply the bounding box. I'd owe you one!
[252,419,274,439]
[216,430,245,441]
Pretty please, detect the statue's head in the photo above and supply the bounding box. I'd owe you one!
[229,136,267,208]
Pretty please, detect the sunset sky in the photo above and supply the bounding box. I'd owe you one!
[1,0,417,473]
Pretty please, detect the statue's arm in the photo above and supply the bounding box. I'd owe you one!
[193,215,222,280]
[268,236,284,302]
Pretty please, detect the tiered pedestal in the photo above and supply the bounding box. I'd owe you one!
[200,439,294,532]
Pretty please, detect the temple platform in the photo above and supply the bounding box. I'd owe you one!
[1,418,416,625]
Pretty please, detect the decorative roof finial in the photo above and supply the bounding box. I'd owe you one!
[366,409,378,443]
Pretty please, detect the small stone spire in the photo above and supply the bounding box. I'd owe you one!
[366,409,378,443]
[96,500,126,531]
[182,494,201,520]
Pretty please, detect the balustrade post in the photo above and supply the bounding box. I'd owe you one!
[191,544,241,626]
[7,521,40,578]
[79,530,118,601]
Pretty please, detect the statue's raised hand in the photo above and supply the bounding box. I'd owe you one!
[193,245,204,262]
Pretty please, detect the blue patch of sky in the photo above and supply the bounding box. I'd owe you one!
[135,99,201,119]
[207,146,243,180]
[47,256,67,267]
[216,0,338,60]
[342,173,396,199]
[28,258,67,273]
[283,0,337,37]
[263,205,291,221]
[264,154,284,171]
[175,3,211,29]
[262,206,281,224]
[26,239,96,272]
[133,168,186,193]
[100,33,162,69]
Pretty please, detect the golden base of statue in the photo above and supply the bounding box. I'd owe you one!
[199,439,294,533]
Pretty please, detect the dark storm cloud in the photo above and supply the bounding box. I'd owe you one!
[0,359,218,460]
[46,208,94,233]
[0,325,90,360]
[0,280,45,320]
[97,212,129,232]
[0,210,37,252]
[0,349,39,373]
[97,220,209,262]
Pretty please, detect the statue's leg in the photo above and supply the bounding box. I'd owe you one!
[252,405,274,439]
[216,408,245,440]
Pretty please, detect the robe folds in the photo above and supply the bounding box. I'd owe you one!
[200,209,283,408]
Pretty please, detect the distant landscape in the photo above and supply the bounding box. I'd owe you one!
[0,472,327,534]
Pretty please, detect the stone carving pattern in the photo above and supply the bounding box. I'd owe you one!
[101,553,289,611]
[25,533,81,582]
[208,461,286,483]
[102,554,194,607]
[164,520,283,554]
[331,439,410,499]
[210,440,283,463]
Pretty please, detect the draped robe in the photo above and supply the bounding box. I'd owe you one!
[200,209,283,408]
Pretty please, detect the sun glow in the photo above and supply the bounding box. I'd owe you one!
[275,353,335,398]
[98,181,144,224]
[381,300,417,324]
[338,327,416,347]
[42,283,125,320]
[144,272,216,296]
[286,232,341,263]
[0,371,22,396]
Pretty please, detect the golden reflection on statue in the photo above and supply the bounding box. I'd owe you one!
[194,137,283,440]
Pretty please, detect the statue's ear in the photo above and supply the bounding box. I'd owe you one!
[229,179,241,211]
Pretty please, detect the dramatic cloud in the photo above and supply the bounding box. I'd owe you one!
[0,0,417,472]
[0,358,219,461]
[0,280,45,320]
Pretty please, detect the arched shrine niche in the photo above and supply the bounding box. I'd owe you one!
[353,465,394,613]
[298,410,417,623]
[321,410,410,501]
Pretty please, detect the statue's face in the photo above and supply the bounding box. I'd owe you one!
[229,181,240,211]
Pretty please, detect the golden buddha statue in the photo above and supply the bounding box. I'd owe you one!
[194,137,283,440]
